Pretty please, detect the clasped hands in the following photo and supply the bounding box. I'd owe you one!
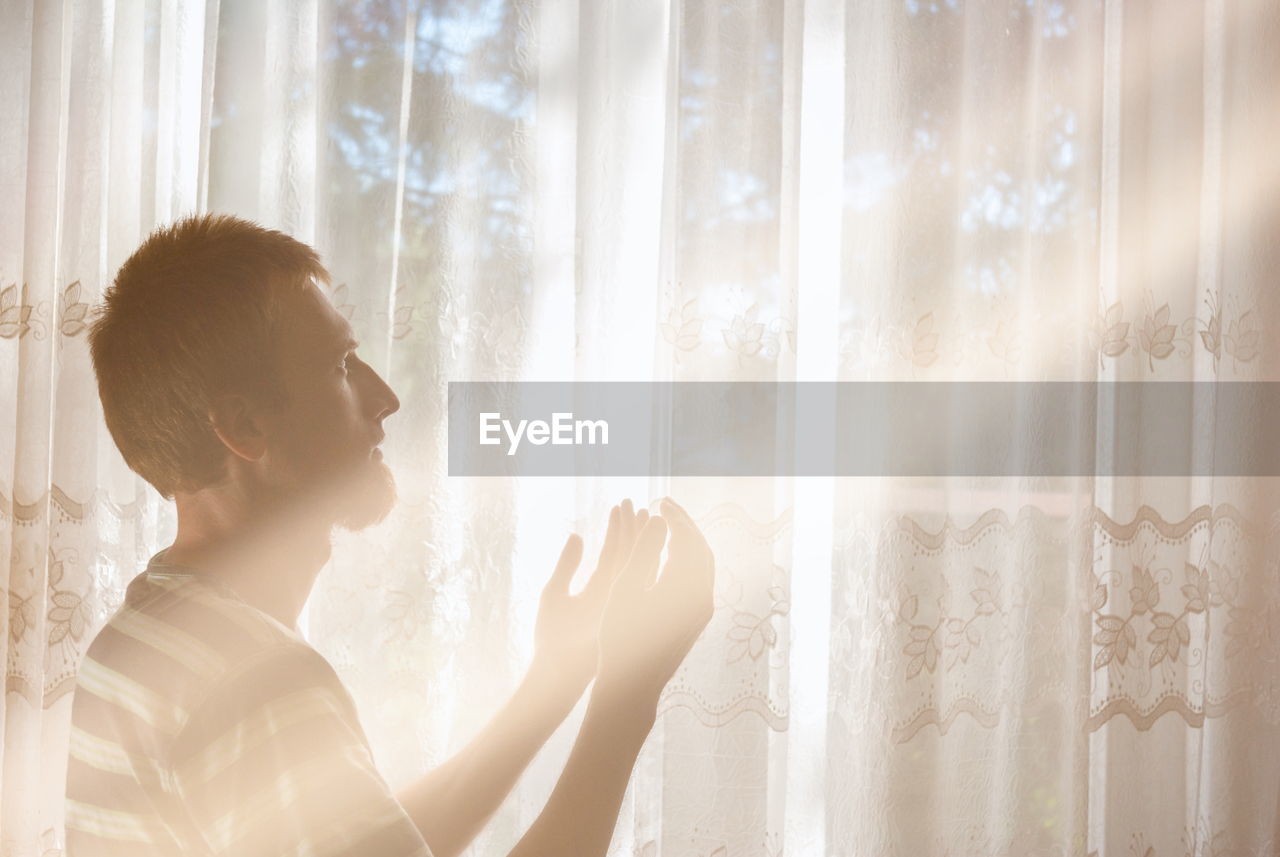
[531,497,716,707]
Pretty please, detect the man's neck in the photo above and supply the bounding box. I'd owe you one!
[165,489,334,631]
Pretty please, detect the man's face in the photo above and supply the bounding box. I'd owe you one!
[260,280,401,530]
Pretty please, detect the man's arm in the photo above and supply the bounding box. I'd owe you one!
[397,501,649,857]
[506,681,658,857]
[398,499,711,857]
[509,499,716,857]
[393,660,581,857]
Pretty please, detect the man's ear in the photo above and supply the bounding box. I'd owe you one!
[208,394,270,462]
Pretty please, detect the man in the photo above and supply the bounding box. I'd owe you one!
[65,214,716,857]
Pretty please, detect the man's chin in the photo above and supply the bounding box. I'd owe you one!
[333,458,398,532]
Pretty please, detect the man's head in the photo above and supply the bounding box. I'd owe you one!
[90,214,400,530]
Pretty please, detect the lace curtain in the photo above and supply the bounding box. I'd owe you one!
[3,1,1279,855]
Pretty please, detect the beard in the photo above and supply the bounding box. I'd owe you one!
[332,455,398,531]
[263,449,399,533]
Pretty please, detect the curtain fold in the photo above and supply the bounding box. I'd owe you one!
[3,1,1278,855]
[2,3,194,855]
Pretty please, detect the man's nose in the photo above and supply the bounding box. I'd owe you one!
[363,366,400,421]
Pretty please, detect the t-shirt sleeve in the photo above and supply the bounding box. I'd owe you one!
[169,643,432,857]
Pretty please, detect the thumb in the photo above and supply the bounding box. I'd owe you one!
[545,533,584,596]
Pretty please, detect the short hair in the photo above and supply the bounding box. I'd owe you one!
[89,214,330,499]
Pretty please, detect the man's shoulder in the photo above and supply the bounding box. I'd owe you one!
[72,572,324,739]
[66,574,408,857]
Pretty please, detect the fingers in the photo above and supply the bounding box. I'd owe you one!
[619,498,636,549]
[658,498,716,604]
[597,504,621,571]
[545,533,584,596]
[659,498,713,570]
[660,497,699,541]
[615,515,668,593]
[617,498,654,551]
[588,500,643,600]
[610,500,644,587]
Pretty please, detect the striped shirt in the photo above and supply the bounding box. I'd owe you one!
[66,550,432,857]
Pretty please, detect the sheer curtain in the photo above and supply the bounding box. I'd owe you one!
[3,1,1279,856]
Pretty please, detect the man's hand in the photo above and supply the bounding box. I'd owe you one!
[506,498,716,857]
[399,499,650,857]
[532,499,649,697]
[596,497,716,705]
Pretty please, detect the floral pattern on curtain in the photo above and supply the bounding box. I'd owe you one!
[3,1,1279,856]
